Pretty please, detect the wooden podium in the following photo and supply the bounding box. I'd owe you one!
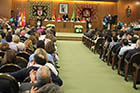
[29,20,86,33]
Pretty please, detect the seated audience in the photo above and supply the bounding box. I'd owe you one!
[109,36,118,49]
[10,54,46,82]
[125,38,140,61]
[0,42,10,52]
[24,39,34,52]
[12,35,25,51]
[31,83,63,93]
[19,66,51,92]
[1,49,16,64]
[20,30,28,42]
[6,33,18,51]
[119,39,134,56]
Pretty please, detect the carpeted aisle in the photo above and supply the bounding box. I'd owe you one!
[57,40,140,93]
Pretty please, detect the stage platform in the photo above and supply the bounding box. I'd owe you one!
[56,32,83,41]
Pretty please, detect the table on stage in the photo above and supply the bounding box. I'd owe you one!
[29,20,86,33]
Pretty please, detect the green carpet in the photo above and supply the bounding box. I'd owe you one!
[57,41,140,93]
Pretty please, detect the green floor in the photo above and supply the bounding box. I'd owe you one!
[57,41,140,93]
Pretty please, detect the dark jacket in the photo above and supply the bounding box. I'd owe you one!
[9,66,63,86]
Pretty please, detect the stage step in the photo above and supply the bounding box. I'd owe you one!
[56,36,82,41]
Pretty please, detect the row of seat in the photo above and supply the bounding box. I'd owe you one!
[82,35,140,90]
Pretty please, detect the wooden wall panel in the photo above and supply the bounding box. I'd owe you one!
[117,0,140,24]
[0,0,11,18]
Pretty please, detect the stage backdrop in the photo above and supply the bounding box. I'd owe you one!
[11,0,117,29]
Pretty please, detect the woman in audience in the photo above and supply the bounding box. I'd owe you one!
[0,49,16,65]
[0,42,10,52]
[12,35,25,51]
[29,35,38,47]
[45,41,59,63]
[45,33,56,44]
[28,48,49,64]
[24,39,34,52]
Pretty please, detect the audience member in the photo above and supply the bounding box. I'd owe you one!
[119,39,134,56]
[125,38,140,61]
[19,66,51,92]
[6,33,18,51]
[31,83,63,93]
[10,54,46,82]
[1,49,16,65]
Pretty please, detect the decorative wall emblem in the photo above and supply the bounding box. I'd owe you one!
[76,4,98,21]
[29,2,51,19]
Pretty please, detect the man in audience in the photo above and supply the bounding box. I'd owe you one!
[31,83,63,93]
[109,36,118,49]
[125,38,140,61]
[19,66,51,92]
[6,32,18,51]
[10,54,46,82]
[119,39,134,56]
[20,30,28,42]
[10,53,63,86]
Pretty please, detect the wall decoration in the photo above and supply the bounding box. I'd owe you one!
[59,3,68,14]
[126,5,131,17]
[29,2,51,19]
[76,4,98,22]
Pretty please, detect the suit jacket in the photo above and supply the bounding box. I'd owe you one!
[9,66,63,86]
[125,48,140,61]
[62,14,68,20]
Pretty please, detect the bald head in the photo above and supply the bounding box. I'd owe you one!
[36,66,51,84]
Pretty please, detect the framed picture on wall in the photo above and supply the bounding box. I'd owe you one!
[59,3,68,14]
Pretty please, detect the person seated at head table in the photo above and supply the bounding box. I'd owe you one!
[62,13,69,21]
[81,17,87,23]
[56,15,62,22]
[44,17,49,21]
[75,16,80,22]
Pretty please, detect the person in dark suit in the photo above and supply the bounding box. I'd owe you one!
[75,16,80,22]
[125,39,140,61]
[9,54,46,82]
[62,13,68,21]
[9,54,63,86]
[19,66,51,92]
[37,16,43,27]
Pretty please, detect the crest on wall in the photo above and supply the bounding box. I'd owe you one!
[76,4,98,21]
[29,2,51,19]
